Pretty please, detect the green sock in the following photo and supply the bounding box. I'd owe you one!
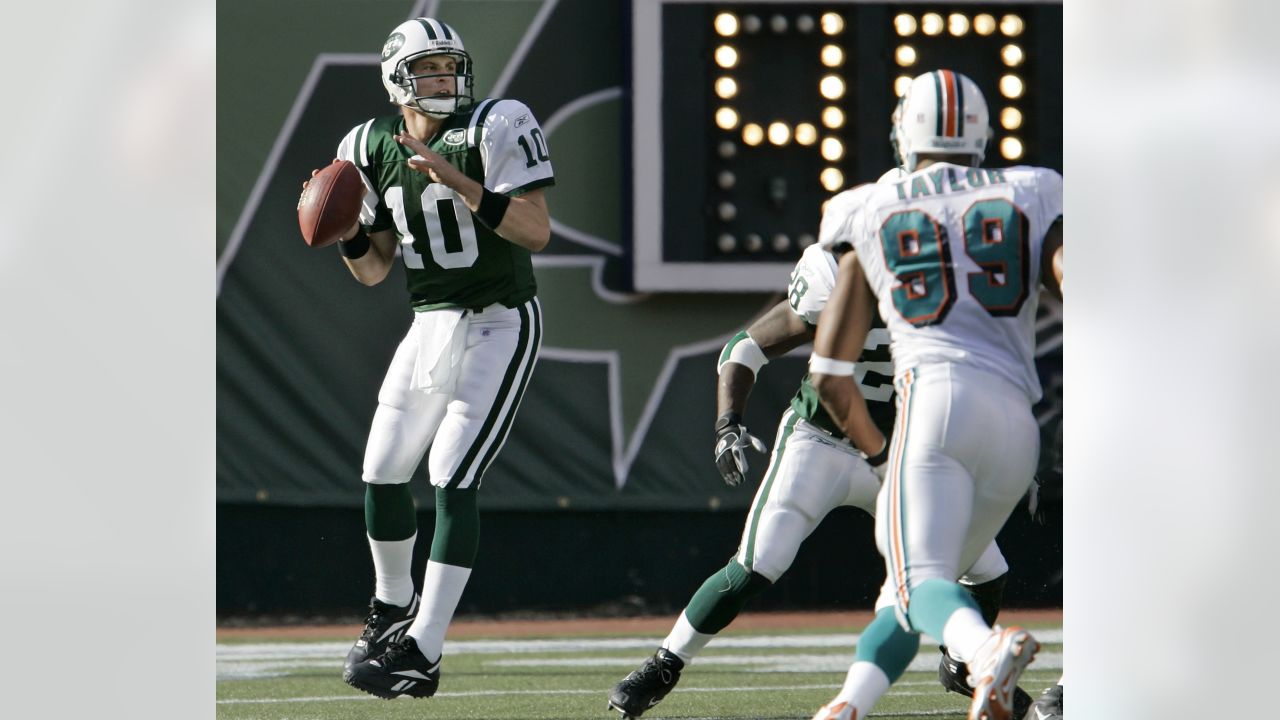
[683,560,772,634]
[364,483,417,541]
[429,487,480,568]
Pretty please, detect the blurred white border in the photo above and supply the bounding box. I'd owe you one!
[1069,0,1280,716]
[0,1,215,717]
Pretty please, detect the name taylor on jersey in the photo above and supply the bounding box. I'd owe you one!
[890,166,1011,201]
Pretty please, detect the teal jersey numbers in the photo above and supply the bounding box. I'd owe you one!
[878,199,1031,324]
[878,210,957,327]
[962,199,1030,316]
[336,98,556,310]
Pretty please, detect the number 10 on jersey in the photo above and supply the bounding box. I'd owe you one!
[385,184,481,270]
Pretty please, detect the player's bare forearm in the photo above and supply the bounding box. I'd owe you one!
[489,189,551,252]
[342,228,397,286]
[811,373,885,455]
[811,250,884,456]
[750,300,816,358]
[717,301,813,417]
[717,364,756,418]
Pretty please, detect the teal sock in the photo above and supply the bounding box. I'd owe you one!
[429,487,479,568]
[855,607,921,682]
[683,560,772,634]
[364,483,417,541]
[908,578,982,639]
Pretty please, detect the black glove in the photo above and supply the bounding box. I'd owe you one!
[714,412,768,487]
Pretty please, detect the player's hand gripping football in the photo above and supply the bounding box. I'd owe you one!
[714,412,768,487]
[395,133,468,188]
[299,162,359,243]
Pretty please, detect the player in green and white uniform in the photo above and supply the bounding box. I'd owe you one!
[609,200,1023,717]
[319,17,554,701]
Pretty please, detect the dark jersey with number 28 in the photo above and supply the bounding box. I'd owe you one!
[335,98,556,310]
[785,243,897,439]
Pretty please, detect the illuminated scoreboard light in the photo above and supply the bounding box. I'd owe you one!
[630,1,1062,292]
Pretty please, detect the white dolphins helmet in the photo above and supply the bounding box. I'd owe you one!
[380,18,474,118]
[890,69,992,172]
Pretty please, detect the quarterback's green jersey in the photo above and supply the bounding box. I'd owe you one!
[336,98,555,310]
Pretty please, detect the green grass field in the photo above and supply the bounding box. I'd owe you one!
[216,622,1062,719]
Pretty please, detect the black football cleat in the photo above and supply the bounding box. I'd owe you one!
[345,594,419,670]
[343,636,440,699]
[607,647,685,718]
[1022,683,1063,720]
[939,646,1033,719]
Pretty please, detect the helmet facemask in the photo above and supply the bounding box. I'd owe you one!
[391,50,474,118]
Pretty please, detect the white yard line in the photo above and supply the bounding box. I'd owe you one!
[216,681,1004,704]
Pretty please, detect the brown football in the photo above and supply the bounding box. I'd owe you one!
[297,160,365,248]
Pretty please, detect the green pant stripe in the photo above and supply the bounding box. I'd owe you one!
[742,410,799,572]
[472,298,542,482]
[447,303,533,489]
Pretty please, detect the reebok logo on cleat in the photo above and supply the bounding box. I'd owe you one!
[377,619,413,642]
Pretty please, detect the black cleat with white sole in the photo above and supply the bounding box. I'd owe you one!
[939,646,1033,719]
[343,636,440,699]
[1022,683,1063,720]
[607,647,684,718]
[345,594,420,671]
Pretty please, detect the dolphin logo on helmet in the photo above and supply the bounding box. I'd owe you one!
[380,17,475,118]
[890,69,992,172]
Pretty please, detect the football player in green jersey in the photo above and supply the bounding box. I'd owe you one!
[311,17,554,700]
[609,233,1027,718]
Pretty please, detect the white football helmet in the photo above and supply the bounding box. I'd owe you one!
[891,70,992,172]
[380,18,474,117]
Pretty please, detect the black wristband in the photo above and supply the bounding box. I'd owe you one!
[866,439,890,467]
[715,411,743,435]
[475,188,511,230]
[338,226,370,259]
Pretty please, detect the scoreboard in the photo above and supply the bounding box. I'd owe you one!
[629,0,1062,292]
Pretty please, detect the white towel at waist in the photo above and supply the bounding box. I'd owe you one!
[409,307,470,395]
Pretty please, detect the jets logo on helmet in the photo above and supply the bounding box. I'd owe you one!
[890,69,992,172]
[380,17,475,118]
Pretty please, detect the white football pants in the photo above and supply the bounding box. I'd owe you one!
[362,298,542,489]
[876,363,1038,618]
[737,408,1009,585]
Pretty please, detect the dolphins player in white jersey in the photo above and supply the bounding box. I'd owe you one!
[808,70,1063,720]
[608,174,1029,719]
